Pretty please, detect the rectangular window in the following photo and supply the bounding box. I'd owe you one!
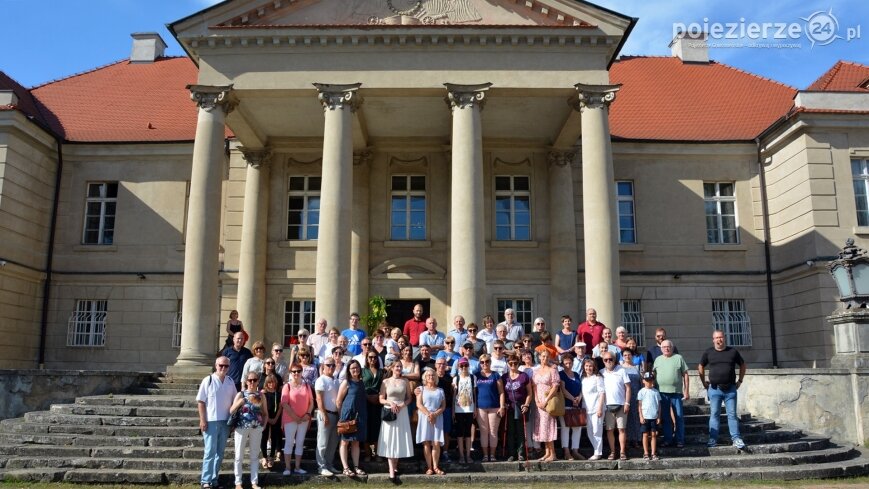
[620,300,645,347]
[390,175,426,240]
[495,175,531,241]
[712,299,752,347]
[287,176,321,240]
[496,298,533,333]
[172,300,182,349]
[284,300,316,346]
[82,182,118,245]
[616,181,636,244]
[704,182,738,244]
[67,300,107,347]
[852,159,869,226]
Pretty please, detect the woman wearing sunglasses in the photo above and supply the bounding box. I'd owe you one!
[280,364,313,475]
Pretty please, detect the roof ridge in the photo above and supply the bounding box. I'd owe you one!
[613,56,797,92]
[28,56,191,91]
[812,60,844,91]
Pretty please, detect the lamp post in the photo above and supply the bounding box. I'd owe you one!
[827,238,869,368]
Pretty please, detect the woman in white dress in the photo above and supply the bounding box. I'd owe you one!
[415,368,446,475]
[377,361,414,481]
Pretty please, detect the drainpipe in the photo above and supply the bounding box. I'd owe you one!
[38,135,64,368]
[756,137,778,368]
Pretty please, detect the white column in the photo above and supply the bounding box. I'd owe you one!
[314,83,362,326]
[548,151,579,319]
[445,83,490,323]
[350,150,372,316]
[173,85,236,369]
[236,147,271,343]
[574,83,621,327]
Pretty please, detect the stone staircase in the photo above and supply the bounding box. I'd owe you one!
[1,373,868,484]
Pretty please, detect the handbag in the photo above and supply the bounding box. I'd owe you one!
[563,407,587,427]
[381,406,397,422]
[545,389,565,417]
[227,408,241,429]
[336,415,358,435]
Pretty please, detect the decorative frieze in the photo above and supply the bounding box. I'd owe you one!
[444,82,492,111]
[188,85,237,114]
[314,83,363,112]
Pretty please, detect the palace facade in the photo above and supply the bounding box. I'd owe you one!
[1,0,868,371]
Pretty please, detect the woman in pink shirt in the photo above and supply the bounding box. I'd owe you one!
[280,363,313,475]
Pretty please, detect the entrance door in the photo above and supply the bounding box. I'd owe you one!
[385,299,430,330]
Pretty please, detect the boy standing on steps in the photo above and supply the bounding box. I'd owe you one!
[637,371,662,461]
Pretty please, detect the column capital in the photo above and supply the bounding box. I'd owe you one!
[238,147,273,168]
[571,83,621,111]
[188,84,237,114]
[444,82,493,111]
[314,83,363,112]
[353,150,373,166]
[548,151,577,168]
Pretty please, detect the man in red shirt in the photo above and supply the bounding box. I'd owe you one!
[577,308,605,355]
[403,303,427,358]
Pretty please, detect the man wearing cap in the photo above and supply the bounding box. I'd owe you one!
[451,342,481,377]
[699,330,747,449]
[571,341,589,374]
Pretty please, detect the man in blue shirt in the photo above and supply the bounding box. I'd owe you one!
[341,312,366,356]
[220,331,253,392]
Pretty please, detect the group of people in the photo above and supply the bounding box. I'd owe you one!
[195,306,748,488]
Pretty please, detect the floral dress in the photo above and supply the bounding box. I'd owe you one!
[533,366,559,442]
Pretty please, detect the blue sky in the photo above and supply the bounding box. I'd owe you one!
[1,0,866,89]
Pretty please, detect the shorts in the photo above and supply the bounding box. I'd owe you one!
[641,419,658,434]
[453,412,474,437]
[604,405,627,430]
[443,407,453,435]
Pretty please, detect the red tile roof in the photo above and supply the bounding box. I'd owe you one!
[30,57,202,142]
[12,53,811,143]
[806,60,869,92]
[609,56,797,141]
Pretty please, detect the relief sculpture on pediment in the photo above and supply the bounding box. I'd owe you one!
[368,0,482,25]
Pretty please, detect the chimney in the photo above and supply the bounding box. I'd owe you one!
[130,32,167,63]
[0,90,19,107]
[669,30,709,63]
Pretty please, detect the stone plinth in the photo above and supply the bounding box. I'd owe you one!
[828,309,869,369]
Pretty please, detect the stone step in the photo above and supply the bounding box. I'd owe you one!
[50,404,198,418]
[24,412,194,427]
[4,448,868,484]
[75,395,196,408]
[2,421,201,437]
[140,382,202,391]
[129,388,198,396]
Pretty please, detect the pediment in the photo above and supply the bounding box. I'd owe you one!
[179,0,632,30]
[371,257,446,280]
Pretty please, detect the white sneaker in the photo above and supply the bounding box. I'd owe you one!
[294,468,307,475]
[733,438,746,450]
[282,469,291,476]
[320,469,333,476]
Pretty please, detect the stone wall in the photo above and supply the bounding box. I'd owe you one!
[691,368,869,446]
[0,370,157,420]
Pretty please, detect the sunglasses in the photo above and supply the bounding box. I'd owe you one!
[255,347,264,351]
[291,370,302,374]
[323,363,336,367]
[445,341,455,345]
[361,343,371,347]
[246,378,258,382]
[494,347,504,350]
[273,349,283,352]
[264,361,274,365]
[508,361,519,365]
[480,360,491,364]
[217,364,229,368]
[459,364,469,368]
[468,329,477,333]
[298,354,309,357]
[603,358,615,362]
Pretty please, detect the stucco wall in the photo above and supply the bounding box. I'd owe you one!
[0,369,157,421]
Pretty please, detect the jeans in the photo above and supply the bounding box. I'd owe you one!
[708,385,740,443]
[234,426,263,485]
[200,420,230,485]
[660,392,684,445]
[316,411,339,471]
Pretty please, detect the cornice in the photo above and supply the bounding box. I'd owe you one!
[180,30,618,53]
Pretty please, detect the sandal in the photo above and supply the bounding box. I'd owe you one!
[261,458,268,469]
[354,468,367,476]
[434,468,446,475]
[643,454,650,461]
[620,453,628,461]
[607,453,616,460]
[651,454,660,461]
[342,468,355,477]
[425,469,434,475]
